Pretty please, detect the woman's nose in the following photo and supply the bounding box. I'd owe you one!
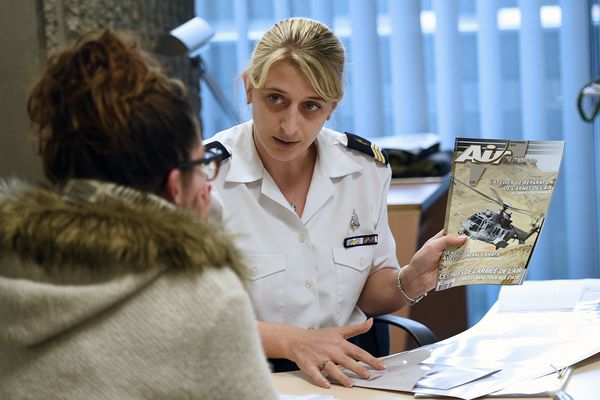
[280,107,300,135]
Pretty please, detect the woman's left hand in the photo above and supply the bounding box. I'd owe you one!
[402,231,467,296]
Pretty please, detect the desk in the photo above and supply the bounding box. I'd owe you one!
[386,177,467,352]
[274,352,600,399]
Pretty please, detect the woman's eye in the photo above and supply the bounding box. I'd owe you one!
[267,94,284,104]
[304,102,321,112]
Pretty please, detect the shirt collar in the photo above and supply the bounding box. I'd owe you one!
[224,121,264,183]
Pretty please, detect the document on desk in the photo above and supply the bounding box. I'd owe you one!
[488,366,573,398]
[345,280,599,399]
[342,348,431,392]
[497,279,600,312]
[412,279,600,399]
[345,348,499,393]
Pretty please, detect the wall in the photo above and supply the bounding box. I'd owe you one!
[0,0,198,181]
[0,0,45,181]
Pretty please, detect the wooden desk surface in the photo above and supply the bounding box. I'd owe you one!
[387,176,449,211]
[274,353,600,399]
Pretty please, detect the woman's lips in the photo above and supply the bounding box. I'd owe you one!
[273,137,299,148]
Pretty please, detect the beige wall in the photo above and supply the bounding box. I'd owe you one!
[0,0,197,182]
[0,0,45,181]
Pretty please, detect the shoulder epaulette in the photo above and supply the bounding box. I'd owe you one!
[205,140,231,161]
[344,132,389,165]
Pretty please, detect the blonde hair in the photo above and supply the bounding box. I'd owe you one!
[245,18,345,102]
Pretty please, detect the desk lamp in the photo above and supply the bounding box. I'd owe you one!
[155,17,241,128]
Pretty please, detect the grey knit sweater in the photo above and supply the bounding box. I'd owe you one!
[0,179,278,400]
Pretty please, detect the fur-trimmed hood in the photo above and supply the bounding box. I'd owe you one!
[0,179,244,347]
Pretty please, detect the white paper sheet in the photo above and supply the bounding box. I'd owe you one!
[497,279,595,312]
[344,348,498,393]
[415,365,499,390]
[413,279,600,399]
[489,367,573,397]
[343,348,431,392]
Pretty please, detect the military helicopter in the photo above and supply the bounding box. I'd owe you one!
[453,178,544,249]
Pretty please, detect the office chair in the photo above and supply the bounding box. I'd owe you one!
[362,314,439,358]
[269,314,438,372]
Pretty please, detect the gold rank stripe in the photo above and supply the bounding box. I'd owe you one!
[371,143,385,163]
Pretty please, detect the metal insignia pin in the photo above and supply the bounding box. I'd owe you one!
[350,209,360,231]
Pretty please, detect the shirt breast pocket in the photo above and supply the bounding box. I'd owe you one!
[332,246,374,319]
[245,254,287,323]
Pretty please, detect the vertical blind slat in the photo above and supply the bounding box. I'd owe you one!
[519,0,547,141]
[476,0,504,139]
[310,0,337,127]
[310,0,333,28]
[518,0,552,280]
[390,0,428,134]
[274,0,289,21]
[235,0,250,121]
[433,0,463,149]
[349,0,384,136]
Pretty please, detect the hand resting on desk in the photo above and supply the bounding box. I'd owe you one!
[264,318,385,389]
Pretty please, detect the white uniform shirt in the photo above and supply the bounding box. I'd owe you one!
[208,121,400,329]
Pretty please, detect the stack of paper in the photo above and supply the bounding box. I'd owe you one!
[349,279,600,399]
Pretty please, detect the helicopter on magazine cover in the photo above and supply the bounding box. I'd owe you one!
[453,178,544,249]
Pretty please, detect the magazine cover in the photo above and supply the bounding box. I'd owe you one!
[436,138,565,291]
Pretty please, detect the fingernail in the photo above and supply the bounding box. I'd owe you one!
[362,371,370,379]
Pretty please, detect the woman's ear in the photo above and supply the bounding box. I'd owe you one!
[242,72,253,104]
[326,101,339,121]
[164,169,184,206]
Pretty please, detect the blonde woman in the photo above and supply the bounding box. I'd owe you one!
[208,18,465,388]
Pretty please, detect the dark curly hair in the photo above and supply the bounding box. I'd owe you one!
[27,29,198,193]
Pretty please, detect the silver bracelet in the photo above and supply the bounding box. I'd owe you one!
[396,266,427,306]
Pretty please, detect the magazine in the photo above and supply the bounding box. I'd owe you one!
[436,138,565,291]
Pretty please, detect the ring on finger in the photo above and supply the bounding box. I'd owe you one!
[319,359,329,371]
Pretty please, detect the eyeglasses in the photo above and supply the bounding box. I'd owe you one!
[178,142,225,181]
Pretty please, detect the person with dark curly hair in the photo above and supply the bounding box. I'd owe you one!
[0,29,277,400]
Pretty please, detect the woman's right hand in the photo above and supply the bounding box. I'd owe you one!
[264,318,386,388]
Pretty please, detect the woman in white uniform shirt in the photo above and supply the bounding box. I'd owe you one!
[208,17,466,388]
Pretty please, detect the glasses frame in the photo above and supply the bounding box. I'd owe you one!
[178,142,224,181]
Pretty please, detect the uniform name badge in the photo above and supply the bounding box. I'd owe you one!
[343,234,379,248]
